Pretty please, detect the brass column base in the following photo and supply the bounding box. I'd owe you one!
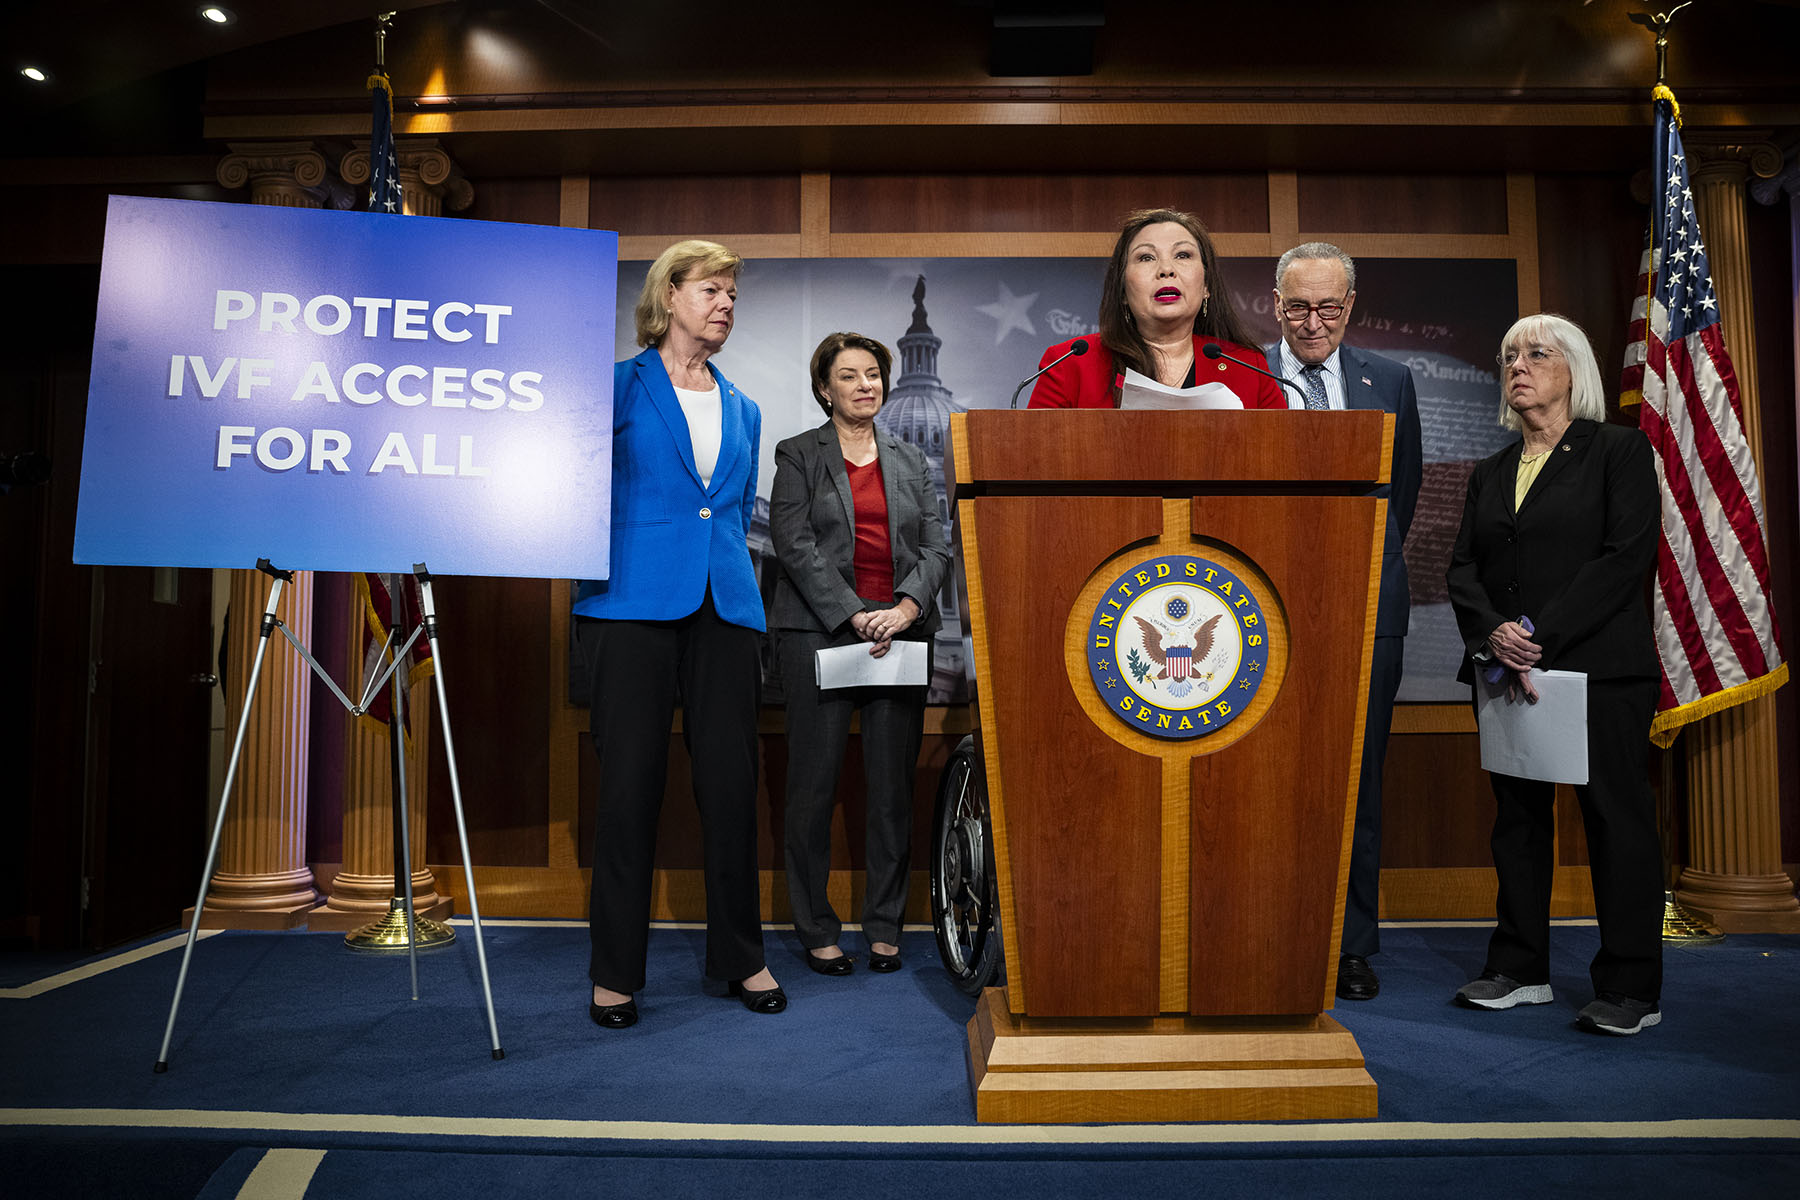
[1661,889,1724,944]
[344,904,457,952]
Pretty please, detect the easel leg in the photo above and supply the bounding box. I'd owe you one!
[416,565,504,1059]
[154,568,288,1072]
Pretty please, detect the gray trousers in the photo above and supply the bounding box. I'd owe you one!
[776,628,928,950]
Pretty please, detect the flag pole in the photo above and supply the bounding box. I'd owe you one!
[1626,5,1726,945]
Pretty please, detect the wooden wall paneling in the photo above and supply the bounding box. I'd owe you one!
[1531,171,1646,394]
[461,177,561,227]
[1296,174,1509,235]
[425,576,552,867]
[800,171,829,256]
[828,174,1269,234]
[586,174,802,237]
[1379,733,1494,869]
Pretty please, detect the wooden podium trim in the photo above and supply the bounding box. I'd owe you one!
[966,989,1376,1124]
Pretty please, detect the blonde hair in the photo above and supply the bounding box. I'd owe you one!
[1496,313,1606,431]
[633,240,744,348]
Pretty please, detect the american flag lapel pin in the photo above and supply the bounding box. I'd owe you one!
[1361,376,1373,387]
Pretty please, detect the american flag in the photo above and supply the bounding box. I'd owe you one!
[357,572,431,728]
[1623,91,1787,746]
[367,69,403,214]
[357,65,424,724]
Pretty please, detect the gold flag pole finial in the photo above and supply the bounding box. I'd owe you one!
[375,11,395,69]
[1629,3,1692,92]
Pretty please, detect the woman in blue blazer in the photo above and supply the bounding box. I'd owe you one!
[573,240,784,1027]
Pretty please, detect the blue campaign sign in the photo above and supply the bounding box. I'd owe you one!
[74,195,617,579]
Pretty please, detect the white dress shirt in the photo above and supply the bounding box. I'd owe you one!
[673,383,722,487]
[1276,342,1346,411]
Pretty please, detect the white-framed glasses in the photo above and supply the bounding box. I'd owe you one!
[1497,346,1563,368]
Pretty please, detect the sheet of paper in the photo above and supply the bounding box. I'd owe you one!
[1476,669,1589,784]
[815,639,929,690]
[1117,368,1245,411]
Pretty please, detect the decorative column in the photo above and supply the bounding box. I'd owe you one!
[313,142,473,930]
[1674,137,1799,933]
[340,137,474,218]
[185,145,332,929]
[310,609,448,930]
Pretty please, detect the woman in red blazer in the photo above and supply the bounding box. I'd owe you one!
[1029,208,1286,410]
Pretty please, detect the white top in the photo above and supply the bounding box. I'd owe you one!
[1276,343,1346,411]
[673,384,723,487]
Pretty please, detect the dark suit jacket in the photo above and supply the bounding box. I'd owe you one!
[573,346,764,630]
[1316,344,1423,638]
[1027,333,1288,410]
[1445,419,1659,684]
[767,420,951,635]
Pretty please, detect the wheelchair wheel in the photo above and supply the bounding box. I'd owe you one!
[931,734,1002,996]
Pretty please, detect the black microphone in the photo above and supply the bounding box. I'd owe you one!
[1200,341,1308,405]
[1009,338,1089,409]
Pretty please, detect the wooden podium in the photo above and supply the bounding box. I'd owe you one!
[949,408,1391,1123]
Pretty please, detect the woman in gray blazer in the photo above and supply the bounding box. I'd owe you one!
[769,332,950,975]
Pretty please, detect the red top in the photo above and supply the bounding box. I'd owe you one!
[1026,333,1288,410]
[845,457,894,603]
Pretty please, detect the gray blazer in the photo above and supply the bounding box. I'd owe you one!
[767,420,950,635]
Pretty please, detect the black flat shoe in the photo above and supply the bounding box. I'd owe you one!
[727,979,789,1013]
[867,950,902,973]
[806,950,855,976]
[588,997,638,1028]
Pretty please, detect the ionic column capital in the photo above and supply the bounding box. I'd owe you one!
[1682,133,1784,186]
[340,138,474,217]
[217,141,331,208]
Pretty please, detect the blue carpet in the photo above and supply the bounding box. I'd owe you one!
[4,921,1797,1198]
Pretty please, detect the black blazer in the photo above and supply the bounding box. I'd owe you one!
[767,421,950,636]
[1445,419,1659,684]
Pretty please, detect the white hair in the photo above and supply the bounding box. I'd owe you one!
[1496,313,1606,431]
[1275,242,1357,294]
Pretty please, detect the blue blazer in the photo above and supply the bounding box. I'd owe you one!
[573,346,765,631]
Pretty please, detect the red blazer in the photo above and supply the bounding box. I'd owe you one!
[1026,333,1287,410]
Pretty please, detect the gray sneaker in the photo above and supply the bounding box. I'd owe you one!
[1577,993,1662,1036]
[1454,971,1554,1010]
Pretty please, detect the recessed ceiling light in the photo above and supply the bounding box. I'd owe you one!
[199,6,236,26]
[21,66,50,83]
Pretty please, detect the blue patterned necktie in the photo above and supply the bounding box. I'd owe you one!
[1301,363,1329,411]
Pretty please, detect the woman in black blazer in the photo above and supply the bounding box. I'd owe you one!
[1446,313,1663,1036]
[768,332,950,975]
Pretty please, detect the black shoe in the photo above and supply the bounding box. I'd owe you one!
[1336,954,1379,1001]
[867,950,902,973]
[1577,993,1661,1036]
[588,997,638,1029]
[727,979,789,1014]
[805,949,855,976]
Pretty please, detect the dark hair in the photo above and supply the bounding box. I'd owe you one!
[808,332,893,416]
[1098,208,1258,388]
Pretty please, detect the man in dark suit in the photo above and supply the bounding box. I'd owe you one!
[1271,242,1423,1002]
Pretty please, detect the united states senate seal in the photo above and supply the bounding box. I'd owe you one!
[1084,554,1269,740]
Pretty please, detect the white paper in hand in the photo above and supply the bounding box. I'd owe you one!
[815,640,929,690]
[1117,368,1244,411]
[1475,669,1589,784]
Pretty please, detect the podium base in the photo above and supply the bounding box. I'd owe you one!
[965,988,1377,1124]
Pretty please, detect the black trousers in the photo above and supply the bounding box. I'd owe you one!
[576,593,766,994]
[1483,677,1663,1002]
[776,628,928,950]
[1342,634,1403,959]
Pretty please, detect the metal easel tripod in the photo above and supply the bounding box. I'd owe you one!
[154,559,503,1071]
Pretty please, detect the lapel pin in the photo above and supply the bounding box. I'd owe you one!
[1361,376,1372,386]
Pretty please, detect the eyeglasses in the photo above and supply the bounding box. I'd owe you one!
[1496,346,1563,368]
[1278,299,1347,322]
